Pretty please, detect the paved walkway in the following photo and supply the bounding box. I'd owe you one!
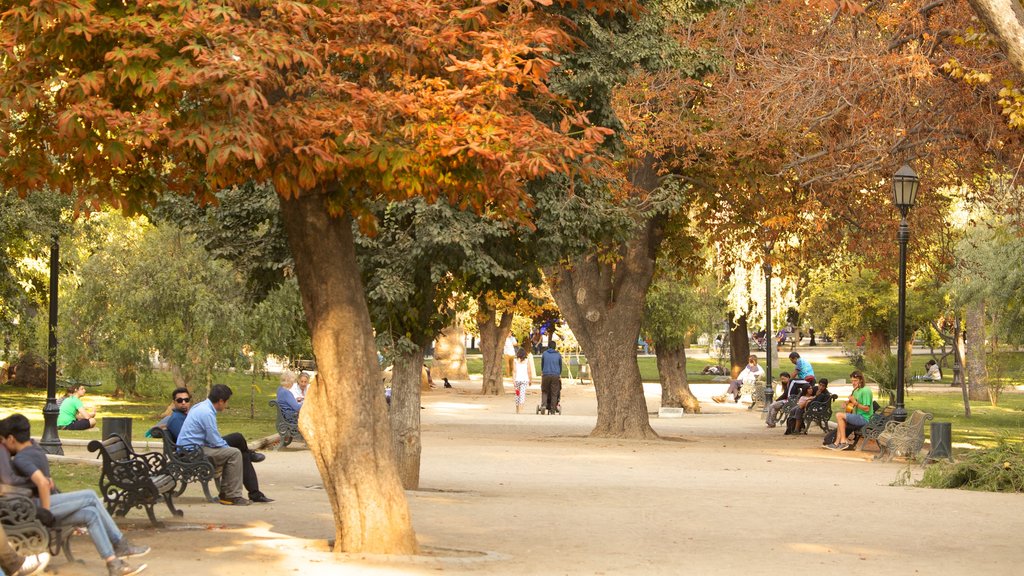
[44,381,1023,575]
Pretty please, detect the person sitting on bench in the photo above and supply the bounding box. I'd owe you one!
[174,385,273,505]
[785,379,829,434]
[827,371,874,451]
[713,355,764,403]
[1,414,150,576]
[766,372,802,428]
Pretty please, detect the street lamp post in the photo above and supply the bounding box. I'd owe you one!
[39,234,63,455]
[892,164,920,424]
[762,239,775,412]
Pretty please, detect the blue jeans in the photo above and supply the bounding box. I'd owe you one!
[49,489,123,560]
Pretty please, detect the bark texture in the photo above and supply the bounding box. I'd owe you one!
[967,0,1024,78]
[728,312,750,378]
[431,322,469,380]
[656,344,700,413]
[477,299,513,395]
[281,194,417,554]
[546,157,663,439]
[864,330,890,361]
[389,347,424,489]
[964,299,989,402]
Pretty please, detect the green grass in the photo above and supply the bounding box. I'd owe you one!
[900,391,1024,450]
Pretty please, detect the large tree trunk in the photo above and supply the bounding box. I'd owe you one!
[546,157,663,440]
[431,322,469,380]
[656,343,700,413]
[728,311,750,378]
[280,195,417,554]
[964,299,988,402]
[477,298,513,395]
[389,346,424,489]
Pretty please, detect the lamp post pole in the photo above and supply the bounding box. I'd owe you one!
[40,234,64,455]
[765,258,770,409]
[891,164,919,424]
[894,213,910,423]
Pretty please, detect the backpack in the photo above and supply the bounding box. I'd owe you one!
[822,429,838,446]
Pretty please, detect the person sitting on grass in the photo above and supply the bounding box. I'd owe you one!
[0,414,150,576]
[56,383,97,431]
[827,371,874,451]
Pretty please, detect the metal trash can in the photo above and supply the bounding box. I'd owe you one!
[102,417,133,449]
[927,422,953,462]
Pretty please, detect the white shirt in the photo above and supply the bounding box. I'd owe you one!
[738,364,765,386]
[289,383,307,401]
[513,358,532,382]
[503,336,517,356]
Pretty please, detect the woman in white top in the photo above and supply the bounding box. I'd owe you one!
[512,347,534,413]
[713,355,765,403]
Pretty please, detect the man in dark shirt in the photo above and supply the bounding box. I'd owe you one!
[540,343,563,415]
[0,414,149,576]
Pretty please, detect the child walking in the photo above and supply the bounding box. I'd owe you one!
[512,347,534,414]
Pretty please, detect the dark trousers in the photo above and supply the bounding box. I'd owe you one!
[223,432,260,497]
[541,374,562,413]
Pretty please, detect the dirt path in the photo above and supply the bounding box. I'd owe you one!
[47,381,1023,576]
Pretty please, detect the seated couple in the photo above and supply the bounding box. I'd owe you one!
[783,378,830,435]
[765,372,816,428]
[825,371,875,451]
[156,385,272,505]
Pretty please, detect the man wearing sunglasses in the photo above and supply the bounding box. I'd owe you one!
[169,385,273,505]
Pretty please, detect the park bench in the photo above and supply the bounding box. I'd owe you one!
[148,427,219,502]
[740,380,769,411]
[771,395,800,426]
[0,491,76,562]
[87,434,181,527]
[0,493,47,556]
[852,404,896,452]
[876,410,934,462]
[269,400,303,451]
[801,394,838,434]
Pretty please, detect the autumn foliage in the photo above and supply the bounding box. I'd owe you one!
[0,0,618,217]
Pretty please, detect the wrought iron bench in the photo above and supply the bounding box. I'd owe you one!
[0,493,47,556]
[87,434,181,527]
[801,394,838,433]
[768,395,800,427]
[0,490,77,562]
[853,404,896,452]
[876,410,934,462]
[740,380,769,411]
[269,400,303,451]
[148,427,218,502]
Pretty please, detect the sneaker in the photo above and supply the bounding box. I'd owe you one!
[12,552,50,576]
[837,443,852,451]
[218,495,251,506]
[114,539,151,558]
[108,558,147,576]
[712,395,725,403]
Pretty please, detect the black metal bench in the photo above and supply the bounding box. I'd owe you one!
[87,434,181,526]
[853,405,896,452]
[269,400,303,451]
[148,428,218,503]
[0,493,47,556]
[801,394,838,433]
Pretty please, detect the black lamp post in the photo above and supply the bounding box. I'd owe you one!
[892,164,920,424]
[762,239,775,412]
[39,234,63,455]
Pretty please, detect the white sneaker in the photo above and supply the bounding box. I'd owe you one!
[13,552,50,576]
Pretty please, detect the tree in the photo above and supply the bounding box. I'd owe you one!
[0,0,615,552]
[63,219,248,396]
[643,270,721,413]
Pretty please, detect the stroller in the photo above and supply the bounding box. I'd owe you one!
[536,387,562,415]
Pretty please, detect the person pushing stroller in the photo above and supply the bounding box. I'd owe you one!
[538,342,563,415]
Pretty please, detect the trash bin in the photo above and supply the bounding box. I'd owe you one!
[102,417,133,449]
[927,421,953,462]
